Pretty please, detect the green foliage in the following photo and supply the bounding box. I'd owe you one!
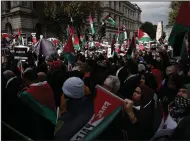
[42,2,102,27]
[140,22,156,39]
[168,1,183,26]
[33,1,102,40]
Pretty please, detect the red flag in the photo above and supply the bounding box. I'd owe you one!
[89,15,93,24]
[73,35,79,45]
[95,42,101,47]
[175,2,190,26]
[32,37,37,44]
[18,28,21,37]
[2,33,8,38]
[68,26,75,36]
[138,29,144,39]
[63,35,75,53]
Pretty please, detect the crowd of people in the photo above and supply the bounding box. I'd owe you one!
[2,47,190,140]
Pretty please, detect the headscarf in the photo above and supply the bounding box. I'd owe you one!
[139,85,154,107]
[120,75,140,99]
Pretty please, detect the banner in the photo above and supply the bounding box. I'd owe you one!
[14,46,28,60]
[107,47,112,58]
[70,85,124,140]
[156,21,163,42]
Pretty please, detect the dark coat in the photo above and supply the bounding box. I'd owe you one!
[3,98,55,140]
[55,96,94,140]
[47,69,66,108]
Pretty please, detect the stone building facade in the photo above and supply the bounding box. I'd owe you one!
[1,1,141,42]
[99,1,141,42]
[1,1,56,39]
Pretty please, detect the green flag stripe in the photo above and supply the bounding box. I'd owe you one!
[106,18,115,25]
[20,91,57,125]
[168,23,190,46]
[83,107,122,141]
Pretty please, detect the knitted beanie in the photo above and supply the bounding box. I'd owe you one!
[62,77,85,99]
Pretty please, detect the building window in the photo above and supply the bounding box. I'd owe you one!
[109,1,111,7]
[114,1,116,10]
[6,1,11,10]
[22,2,27,7]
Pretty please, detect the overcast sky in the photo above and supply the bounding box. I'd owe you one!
[133,2,171,26]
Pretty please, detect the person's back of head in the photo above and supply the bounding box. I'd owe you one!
[138,64,146,74]
[22,68,38,85]
[103,75,120,94]
[127,59,138,75]
[37,72,47,82]
[3,70,15,82]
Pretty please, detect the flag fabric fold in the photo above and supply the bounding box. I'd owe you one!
[122,25,127,41]
[72,34,80,51]
[70,85,123,140]
[115,27,120,44]
[138,28,144,40]
[168,2,190,46]
[34,39,57,56]
[89,15,95,35]
[18,28,22,45]
[103,14,116,26]
[127,35,136,58]
[63,35,76,63]
[19,81,57,125]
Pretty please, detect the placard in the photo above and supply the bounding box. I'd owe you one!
[14,46,28,60]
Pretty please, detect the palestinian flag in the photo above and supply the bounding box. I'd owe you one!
[95,42,101,47]
[89,41,95,48]
[138,28,144,40]
[72,34,80,51]
[67,25,75,36]
[80,34,85,43]
[138,30,152,42]
[2,33,8,38]
[63,35,76,63]
[55,85,123,140]
[103,14,116,26]
[89,15,95,35]
[122,25,127,41]
[168,2,190,57]
[180,33,189,60]
[18,28,22,45]
[80,34,86,48]
[115,27,120,44]
[127,35,136,58]
[19,81,57,125]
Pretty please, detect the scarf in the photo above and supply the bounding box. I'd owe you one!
[170,96,190,123]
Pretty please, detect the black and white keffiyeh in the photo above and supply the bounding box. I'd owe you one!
[174,96,190,108]
[170,96,190,123]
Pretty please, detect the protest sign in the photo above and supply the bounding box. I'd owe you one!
[14,46,29,60]
[70,85,124,140]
